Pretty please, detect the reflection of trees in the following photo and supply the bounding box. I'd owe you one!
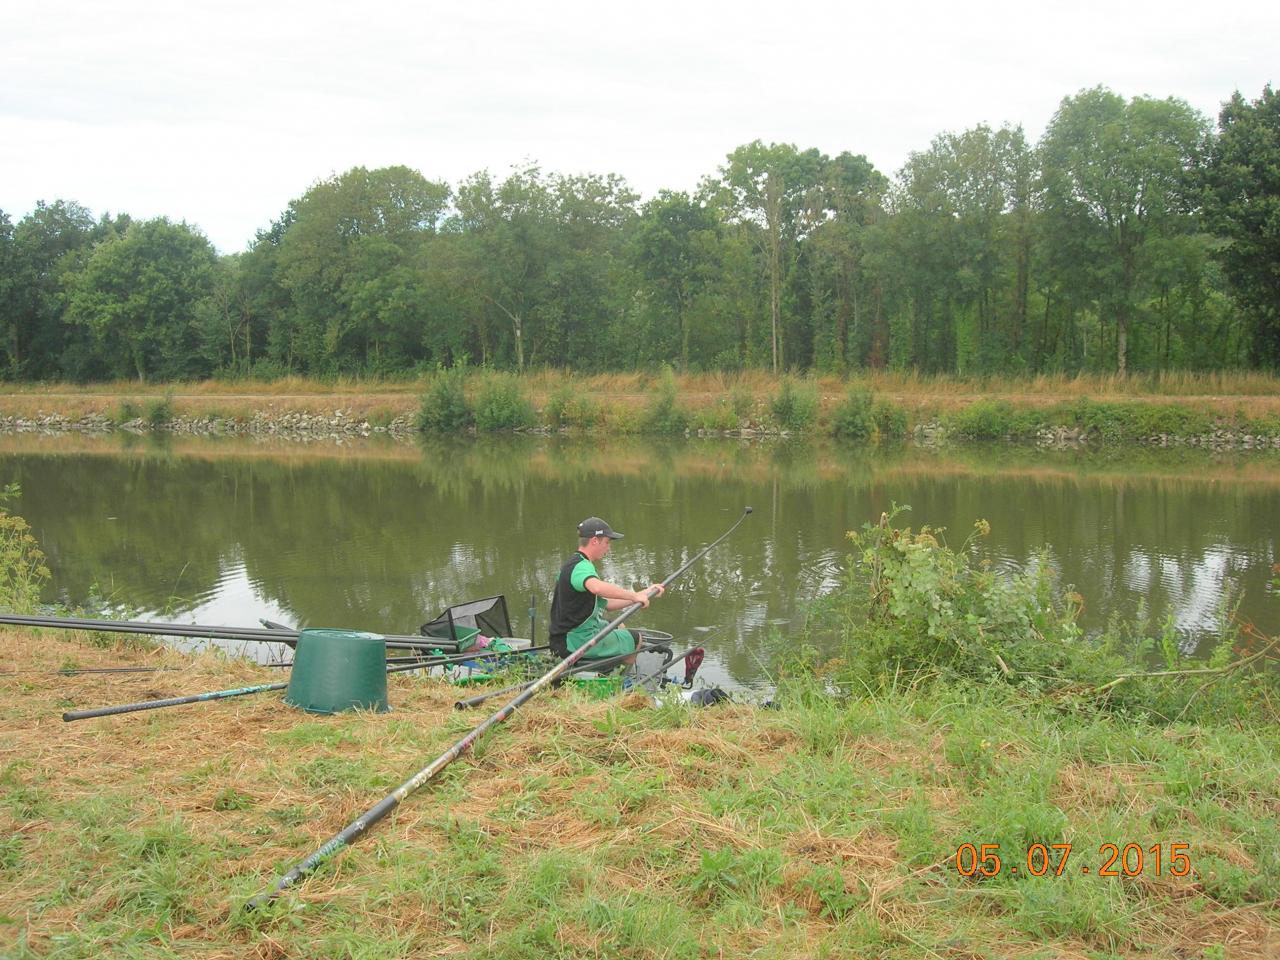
[3,438,1277,685]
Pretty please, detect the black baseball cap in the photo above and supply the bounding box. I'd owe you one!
[577,517,624,540]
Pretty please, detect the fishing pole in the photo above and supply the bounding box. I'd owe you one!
[245,506,751,910]
[60,652,518,722]
[452,643,670,710]
[0,665,186,677]
[0,612,464,653]
[262,645,551,670]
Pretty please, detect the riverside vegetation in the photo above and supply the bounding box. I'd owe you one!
[4,369,1280,447]
[1,497,1278,958]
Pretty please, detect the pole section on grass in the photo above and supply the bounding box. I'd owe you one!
[245,507,752,910]
[61,649,543,722]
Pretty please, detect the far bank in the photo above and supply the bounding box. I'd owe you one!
[0,370,1278,448]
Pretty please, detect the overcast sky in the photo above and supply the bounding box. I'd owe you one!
[2,0,1275,253]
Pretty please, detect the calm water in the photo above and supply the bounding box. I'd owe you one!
[3,434,1277,691]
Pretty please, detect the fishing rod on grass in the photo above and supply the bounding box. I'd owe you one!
[60,644,546,722]
[244,506,752,910]
[262,645,551,669]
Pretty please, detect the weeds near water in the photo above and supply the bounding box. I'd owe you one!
[145,392,175,428]
[473,372,536,432]
[641,367,690,436]
[769,377,819,432]
[416,365,474,434]
[0,488,50,613]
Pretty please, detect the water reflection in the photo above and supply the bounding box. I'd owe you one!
[1,435,1276,689]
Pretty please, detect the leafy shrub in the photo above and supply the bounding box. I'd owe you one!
[794,506,1279,723]
[769,378,818,432]
[830,390,875,442]
[872,398,909,439]
[694,398,738,432]
[948,400,1041,439]
[416,367,474,434]
[0,487,51,613]
[544,383,600,429]
[116,399,141,423]
[473,374,536,432]
[146,393,175,428]
[641,368,690,436]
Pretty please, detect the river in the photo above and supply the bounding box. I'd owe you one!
[3,433,1277,691]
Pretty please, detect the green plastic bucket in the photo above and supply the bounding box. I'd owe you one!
[285,629,390,715]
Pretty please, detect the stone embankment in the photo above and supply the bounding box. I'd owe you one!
[911,420,1280,450]
[0,410,417,441]
[3,410,1280,449]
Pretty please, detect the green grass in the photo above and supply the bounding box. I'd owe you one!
[3,606,1279,958]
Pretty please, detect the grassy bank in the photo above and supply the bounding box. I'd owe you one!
[2,371,1280,442]
[2,624,1277,959]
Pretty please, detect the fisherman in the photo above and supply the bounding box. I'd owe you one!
[549,517,664,663]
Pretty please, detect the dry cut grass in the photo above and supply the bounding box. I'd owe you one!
[1,628,1277,958]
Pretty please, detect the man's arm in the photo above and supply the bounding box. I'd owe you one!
[585,578,665,609]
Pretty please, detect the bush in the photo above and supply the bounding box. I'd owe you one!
[116,400,141,424]
[769,378,818,432]
[544,383,600,429]
[830,390,875,442]
[0,487,50,613]
[948,400,1042,440]
[872,398,909,439]
[793,507,1279,724]
[473,374,535,432]
[641,368,690,436]
[146,393,175,428]
[693,398,738,432]
[416,367,474,434]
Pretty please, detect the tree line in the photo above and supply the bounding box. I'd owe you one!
[1,84,1277,382]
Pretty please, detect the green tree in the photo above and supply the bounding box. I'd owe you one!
[888,125,1037,373]
[2,200,100,379]
[798,152,888,372]
[712,141,828,371]
[67,218,218,381]
[1205,85,1280,367]
[274,166,449,373]
[449,167,636,370]
[1040,87,1209,373]
[626,191,722,369]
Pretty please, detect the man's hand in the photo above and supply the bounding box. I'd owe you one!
[631,583,665,607]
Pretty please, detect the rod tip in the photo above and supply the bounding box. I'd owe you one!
[744,506,753,514]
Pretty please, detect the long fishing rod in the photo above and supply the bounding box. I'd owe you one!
[0,612,463,653]
[452,644,668,710]
[0,665,186,677]
[245,506,752,910]
[262,645,551,670]
[60,652,511,722]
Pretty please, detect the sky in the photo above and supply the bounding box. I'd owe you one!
[2,0,1276,253]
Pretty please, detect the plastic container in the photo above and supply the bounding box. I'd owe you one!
[285,628,389,715]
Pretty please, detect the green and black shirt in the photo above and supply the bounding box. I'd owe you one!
[549,551,603,656]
